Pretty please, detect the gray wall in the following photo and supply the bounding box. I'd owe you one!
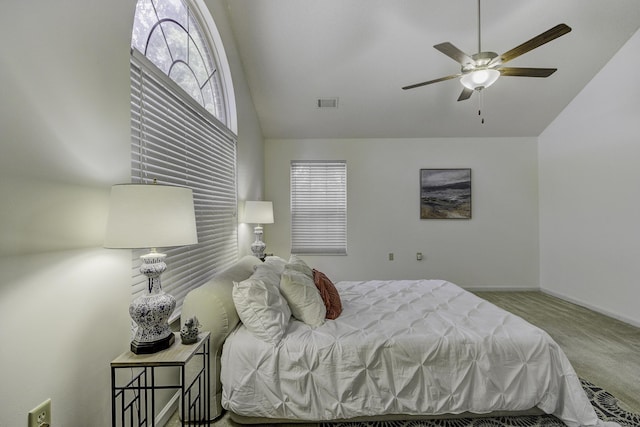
[539,29,640,327]
[265,137,540,287]
[0,1,264,426]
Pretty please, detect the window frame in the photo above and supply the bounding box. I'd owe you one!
[131,0,230,126]
[290,160,347,256]
[130,0,238,320]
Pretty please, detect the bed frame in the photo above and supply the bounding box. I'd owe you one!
[181,256,543,424]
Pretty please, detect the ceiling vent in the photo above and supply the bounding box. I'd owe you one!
[316,97,339,109]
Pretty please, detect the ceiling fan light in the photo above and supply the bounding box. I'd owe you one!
[460,69,500,90]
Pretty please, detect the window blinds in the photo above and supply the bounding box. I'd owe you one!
[290,160,347,255]
[130,50,238,319]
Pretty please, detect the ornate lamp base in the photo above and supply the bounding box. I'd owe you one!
[250,225,267,260]
[129,251,176,354]
[131,333,175,354]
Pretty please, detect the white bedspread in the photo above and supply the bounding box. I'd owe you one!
[221,279,611,426]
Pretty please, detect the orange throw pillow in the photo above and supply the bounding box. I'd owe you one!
[312,269,342,320]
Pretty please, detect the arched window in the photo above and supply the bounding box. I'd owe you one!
[130,0,238,319]
[132,0,228,124]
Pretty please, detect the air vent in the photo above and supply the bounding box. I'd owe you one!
[316,97,339,109]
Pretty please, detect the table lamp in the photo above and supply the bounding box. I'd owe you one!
[243,201,274,260]
[105,183,198,354]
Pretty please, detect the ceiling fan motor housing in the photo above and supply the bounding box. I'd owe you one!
[462,51,500,72]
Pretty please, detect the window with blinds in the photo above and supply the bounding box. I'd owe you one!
[290,161,347,255]
[130,50,238,319]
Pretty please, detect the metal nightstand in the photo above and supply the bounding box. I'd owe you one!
[111,332,210,426]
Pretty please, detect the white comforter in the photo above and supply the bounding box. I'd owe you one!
[221,279,612,426]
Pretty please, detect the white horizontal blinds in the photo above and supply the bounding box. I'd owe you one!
[130,50,238,317]
[291,160,347,255]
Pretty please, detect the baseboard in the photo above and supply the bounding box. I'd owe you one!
[157,391,180,427]
[540,288,640,329]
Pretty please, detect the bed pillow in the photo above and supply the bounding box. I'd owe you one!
[232,266,291,345]
[253,263,281,286]
[263,255,288,274]
[286,254,313,278]
[280,268,326,327]
[312,269,343,320]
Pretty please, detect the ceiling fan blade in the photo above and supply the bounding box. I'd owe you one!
[497,23,572,65]
[457,87,474,101]
[434,42,475,66]
[499,67,557,77]
[402,74,461,90]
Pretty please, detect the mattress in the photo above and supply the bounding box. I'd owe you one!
[221,279,609,427]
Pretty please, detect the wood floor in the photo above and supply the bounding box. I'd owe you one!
[168,291,640,426]
[474,291,640,414]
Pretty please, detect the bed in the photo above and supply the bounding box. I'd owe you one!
[181,255,615,427]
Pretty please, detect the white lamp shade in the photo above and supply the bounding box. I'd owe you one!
[460,69,500,90]
[104,184,198,249]
[243,201,274,224]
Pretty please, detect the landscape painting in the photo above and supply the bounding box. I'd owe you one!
[420,169,471,219]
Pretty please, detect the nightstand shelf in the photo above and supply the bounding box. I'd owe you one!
[111,331,210,427]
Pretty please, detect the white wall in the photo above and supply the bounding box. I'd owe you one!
[265,137,539,288]
[539,29,640,327]
[0,2,134,426]
[202,0,267,256]
[0,1,263,426]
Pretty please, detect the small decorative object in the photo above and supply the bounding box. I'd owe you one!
[180,316,200,344]
[420,169,472,219]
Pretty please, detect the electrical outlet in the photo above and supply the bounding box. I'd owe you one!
[388,252,394,261]
[416,252,423,261]
[28,398,51,427]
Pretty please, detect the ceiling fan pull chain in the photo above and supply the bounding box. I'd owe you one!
[478,89,485,124]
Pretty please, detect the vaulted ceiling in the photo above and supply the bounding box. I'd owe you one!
[222,0,640,139]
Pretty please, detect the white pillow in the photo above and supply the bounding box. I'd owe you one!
[280,269,326,328]
[286,254,313,278]
[232,271,291,345]
[263,255,288,274]
[252,263,281,287]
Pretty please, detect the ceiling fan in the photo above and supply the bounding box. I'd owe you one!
[402,0,572,102]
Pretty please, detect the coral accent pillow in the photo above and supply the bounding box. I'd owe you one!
[312,269,342,320]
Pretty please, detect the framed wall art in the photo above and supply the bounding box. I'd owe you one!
[420,168,471,219]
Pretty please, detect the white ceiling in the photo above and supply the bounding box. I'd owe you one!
[222,0,640,139]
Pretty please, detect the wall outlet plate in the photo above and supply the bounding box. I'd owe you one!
[28,398,51,427]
